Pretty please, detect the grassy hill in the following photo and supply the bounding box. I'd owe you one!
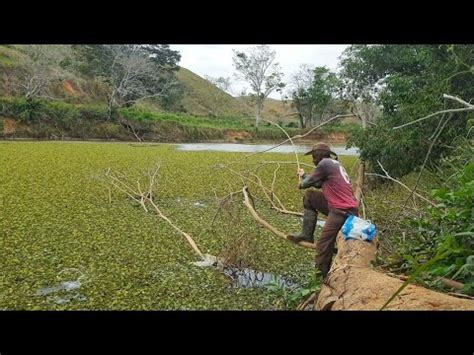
[176,67,297,123]
[176,67,253,117]
[0,45,298,123]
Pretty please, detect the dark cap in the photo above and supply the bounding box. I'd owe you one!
[304,142,337,156]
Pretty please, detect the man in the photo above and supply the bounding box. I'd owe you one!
[288,142,359,278]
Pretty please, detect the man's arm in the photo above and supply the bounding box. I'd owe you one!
[298,161,328,189]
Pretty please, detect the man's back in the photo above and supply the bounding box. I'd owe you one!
[303,158,358,210]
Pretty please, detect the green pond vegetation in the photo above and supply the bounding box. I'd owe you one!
[2,141,358,310]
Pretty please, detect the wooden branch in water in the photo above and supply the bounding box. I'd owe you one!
[242,186,315,249]
[106,165,204,258]
[148,199,204,258]
[250,172,303,217]
[224,165,303,217]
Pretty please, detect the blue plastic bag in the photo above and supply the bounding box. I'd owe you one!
[341,215,377,241]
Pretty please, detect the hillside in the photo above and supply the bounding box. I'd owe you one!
[0,45,298,123]
[237,96,296,123]
[176,67,297,122]
[176,67,253,117]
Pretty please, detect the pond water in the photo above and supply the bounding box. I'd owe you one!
[35,280,87,305]
[192,254,298,290]
[222,265,297,289]
[176,143,359,156]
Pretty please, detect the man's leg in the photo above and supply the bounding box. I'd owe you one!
[288,190,329,243]
[315,211,347,278]
[303,189,329,215]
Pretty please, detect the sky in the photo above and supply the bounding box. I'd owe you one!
[170,45,349,99]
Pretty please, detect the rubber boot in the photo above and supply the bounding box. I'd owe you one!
[288,209,317,243]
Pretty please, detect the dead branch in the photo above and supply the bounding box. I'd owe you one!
[270,163,281,203]
[210,189,244,227]
[259,160,314,168]
[105,164,204,258]
[242,186,315,249]
[250,172,303,217]
[262,119,301,184]
[439,277,464,290]
[223,165,303,217]
[442,94,474,108]
[297,291,318,310]
[222,114,354,169]
[147,198,204,258]
[393,93,474,130]
[399,113,454,213]
[365,160,436,207]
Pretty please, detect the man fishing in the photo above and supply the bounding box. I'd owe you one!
[288,142,359,278]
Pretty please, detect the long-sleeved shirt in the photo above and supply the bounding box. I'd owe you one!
[300,158,358,210]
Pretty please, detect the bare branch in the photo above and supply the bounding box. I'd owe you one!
[259,160,314,168]
[399,113,454,212]
[105,164,204,258]
[222,114,354,166]
[365,160,436,207]
[393,94,474,130]
[297,292,318,310]
[262,119,301,183]
[442,94,474,108]
[242,187,315,249]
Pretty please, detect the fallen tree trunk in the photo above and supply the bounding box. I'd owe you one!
[315,236,474,310]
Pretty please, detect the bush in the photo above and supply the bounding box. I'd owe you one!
[409,138,474,293]
[0,97,109,124]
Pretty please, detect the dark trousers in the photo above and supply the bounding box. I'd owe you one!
[303,190,359,277]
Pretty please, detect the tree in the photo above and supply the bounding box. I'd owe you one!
[308,66,340,125]
[139,44,181,71]
[205,75,233,116]
[340,44,474,178]
[17,45,72,100]
[289,65,340,128]
[289,64,315,128]
[72,45,182,118]
[232,45,285,127]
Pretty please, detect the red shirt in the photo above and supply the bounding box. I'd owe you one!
[300,158,358,210]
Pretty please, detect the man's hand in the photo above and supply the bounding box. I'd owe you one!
[297,168,305,178]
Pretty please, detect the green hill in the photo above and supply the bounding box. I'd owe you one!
[176,67,253,117]
[0,45,301,123]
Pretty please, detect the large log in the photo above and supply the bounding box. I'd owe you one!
[315,236,474,310]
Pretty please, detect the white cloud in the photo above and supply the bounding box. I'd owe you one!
[170,45,349,99]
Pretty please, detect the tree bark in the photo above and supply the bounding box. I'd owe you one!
[315,236,474,310]
[255,100,262,127]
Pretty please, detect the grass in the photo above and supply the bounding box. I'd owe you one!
[121,106,255,130]
[0,45,26,67]
[0,141,359,310]
[176,67,253,117]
